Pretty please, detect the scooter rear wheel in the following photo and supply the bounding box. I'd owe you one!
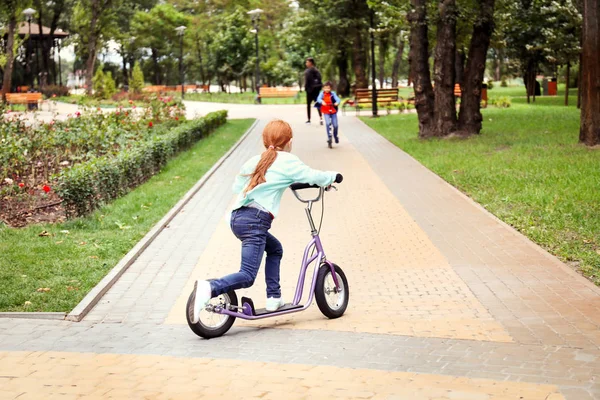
[315,263,349,319]
[186,288,238,339]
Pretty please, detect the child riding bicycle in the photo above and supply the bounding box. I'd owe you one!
[191,120,341,324]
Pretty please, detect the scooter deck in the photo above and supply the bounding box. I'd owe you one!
[241,296,303,316]
[254,303,303,316]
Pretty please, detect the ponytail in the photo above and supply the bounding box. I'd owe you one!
[244,147,278,194]
[244,120,293,194]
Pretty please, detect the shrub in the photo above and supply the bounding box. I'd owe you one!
[103,72,117,99]
[487,80,494,90]
[93,68,106,99]
[490,96,511,108]
[92,68,117,100]
[130,62,144,94]
[41,85,70,98]
[56,110,228,217]
[501,77,508,87]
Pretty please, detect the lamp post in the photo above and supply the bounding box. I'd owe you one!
[22,8,36,89]
[247,9,263,104]
[369,9,378,117]
[175,26,186,99]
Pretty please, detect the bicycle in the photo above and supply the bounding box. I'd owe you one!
[186,179,349,339]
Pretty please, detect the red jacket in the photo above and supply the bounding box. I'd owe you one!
[319,92,339,115]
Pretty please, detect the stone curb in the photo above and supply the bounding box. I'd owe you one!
[353,116,600,295]
[0,312,66,320]
[0,118,259,322]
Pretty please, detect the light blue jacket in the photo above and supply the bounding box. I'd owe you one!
[232,151,337,217]
[316,90,341,106]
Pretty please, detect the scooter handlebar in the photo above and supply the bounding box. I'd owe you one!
[290,174,343,191]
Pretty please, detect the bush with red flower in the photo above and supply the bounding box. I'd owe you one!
[0,99,188,226]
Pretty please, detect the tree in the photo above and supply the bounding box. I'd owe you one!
[579,0,600,146]
[432,0,458,136]
[408,0,497,138]
[33,0,73,87]
[539,0,581,106]
[299,0,370,89]
[210,9,253,91]
[130,62,144,93]
[391,32,407,88]
[457,0,496,135]
[131,3,187,85]
[71,0,117,95]
[408,0,435,136]
[113,0,157,88]
[0,0,25,101]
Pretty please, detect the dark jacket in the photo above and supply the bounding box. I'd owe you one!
[304,67,322,92]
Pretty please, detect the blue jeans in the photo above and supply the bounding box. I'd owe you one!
[324,113,338,141]
[209,207,283,298]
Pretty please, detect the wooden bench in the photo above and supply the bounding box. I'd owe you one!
[454,83,462,98]
[258,87,299,99]
[453,83,488,108]
[172,85,198,93]
[6,93,43,109]
[344,88,399,115]
[142,85,167,93]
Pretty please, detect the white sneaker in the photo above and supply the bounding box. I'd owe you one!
[191,280,212,324]
[265,297,285,312]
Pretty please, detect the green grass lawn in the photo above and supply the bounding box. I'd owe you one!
[181,91,306,105]
[362,97,600,286]
[0,118,254,312]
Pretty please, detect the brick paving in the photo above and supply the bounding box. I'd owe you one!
[1,104,599,399]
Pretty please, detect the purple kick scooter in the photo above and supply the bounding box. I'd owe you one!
[186,181,349,339]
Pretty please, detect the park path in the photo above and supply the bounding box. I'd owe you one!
[1,102,600,399]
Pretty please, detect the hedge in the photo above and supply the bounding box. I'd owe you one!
[56,110,228,217]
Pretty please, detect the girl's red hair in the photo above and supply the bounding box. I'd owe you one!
[244,120,293,194]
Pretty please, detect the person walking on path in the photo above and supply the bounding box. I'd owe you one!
[191,120,340,322]
[304,57,323,125]
[316,81,341,148]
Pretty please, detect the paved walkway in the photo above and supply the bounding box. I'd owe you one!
[1,103,600,399]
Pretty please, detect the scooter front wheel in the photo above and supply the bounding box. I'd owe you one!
[186,287,238,339]
[315,263,349,319]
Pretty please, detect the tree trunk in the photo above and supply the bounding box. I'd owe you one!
[525,61,537,103]
[391,33,405,88]
[337,45,350,96]
[122,51,129,88]
[565,62,570,106]
[457,0,496,136]
[408,0,435,137]
[532,65,537,102]
[151,48,160,84]
[455,49,465,86]
[579,0,600,146]
[494,50,501,81]
[2,14,17,101]
[432,0,457,136]
[36,4,47,87]
[85,0,101,96]
[198,43,206,86]
[36,1,62,87]
[352,25,368,88]
[378,36,387,88]
[578,46,583,109]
